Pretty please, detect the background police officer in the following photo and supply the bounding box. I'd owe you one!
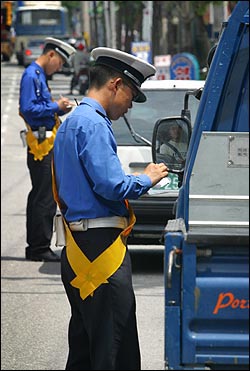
[19,37,76,262]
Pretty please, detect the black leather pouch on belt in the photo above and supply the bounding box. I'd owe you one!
[38,126,46,143]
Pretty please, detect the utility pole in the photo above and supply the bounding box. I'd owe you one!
[110,1,116,48]
[142,0,153,43]
[81,1,91,48]
[104,1,116,48]
[104,1,111,47]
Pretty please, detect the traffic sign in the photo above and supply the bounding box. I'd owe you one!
[170,53,200,80]
[131,41,152,64]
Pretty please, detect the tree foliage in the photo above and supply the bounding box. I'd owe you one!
[61,1,238,71]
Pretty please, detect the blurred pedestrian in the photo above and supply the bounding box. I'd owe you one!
[19,37,76,262]
[53,47,169,369]
[69,39,90,95]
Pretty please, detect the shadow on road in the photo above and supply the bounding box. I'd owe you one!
[1,247,164,275]
[130,248,164,273]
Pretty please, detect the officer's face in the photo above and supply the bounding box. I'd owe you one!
[45,51,65,75]
[107,78,134,120]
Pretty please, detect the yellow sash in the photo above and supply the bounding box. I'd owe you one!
[52,161,136,300]
[19,112,60,161]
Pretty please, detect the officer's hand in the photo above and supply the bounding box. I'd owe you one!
[143,162,168,187]
[57,96,75,112]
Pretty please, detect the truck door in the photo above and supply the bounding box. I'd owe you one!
[180,135,249,368]
[163,1,249,369]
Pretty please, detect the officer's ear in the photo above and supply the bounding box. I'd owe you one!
[47,50,57,60]
[109,77,123,94]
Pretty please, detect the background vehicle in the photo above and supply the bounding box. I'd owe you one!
[1,1,15,62]
[13,2,70,66]
[21,37,74,77]
[152,1,249,369]
[23,39,44,67]
[112,79,205,244]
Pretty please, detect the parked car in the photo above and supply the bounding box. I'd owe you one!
[23,37,74,76]
[23,39,44,67]
[112,79,205,244]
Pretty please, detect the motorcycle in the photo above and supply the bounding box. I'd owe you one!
[70,65,89,95]
[77,66,89,95]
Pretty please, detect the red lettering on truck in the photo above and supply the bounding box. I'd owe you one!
[213,292,249,314]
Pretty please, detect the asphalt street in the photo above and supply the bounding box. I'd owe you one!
[1,58,165,370]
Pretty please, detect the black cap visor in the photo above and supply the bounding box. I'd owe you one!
[132,86,146,103]
[95,56,147,103]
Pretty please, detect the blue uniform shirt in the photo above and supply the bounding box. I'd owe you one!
[19,62,65,130]
[53,97,152,221]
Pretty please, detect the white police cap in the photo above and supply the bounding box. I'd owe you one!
[91,47,156,103]
[44,37,76,65]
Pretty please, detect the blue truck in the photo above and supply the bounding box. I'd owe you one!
[152,1,249,369]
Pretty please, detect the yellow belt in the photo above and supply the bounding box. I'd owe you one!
[64,203,135,300]
[52,160,136,300]
[19,112,60,161]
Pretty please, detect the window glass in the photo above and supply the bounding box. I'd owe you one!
[19,10,61,26]
[112,89,201,145]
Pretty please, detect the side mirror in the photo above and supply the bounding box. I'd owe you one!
[152,117,192,176]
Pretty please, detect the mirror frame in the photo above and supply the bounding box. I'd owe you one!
[152,116,192,173]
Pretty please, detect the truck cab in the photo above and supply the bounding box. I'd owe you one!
[112,79,204,244]
[152,1,249,369]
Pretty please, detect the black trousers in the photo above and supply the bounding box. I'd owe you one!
[26,149,56,252]
[61,227,141,370]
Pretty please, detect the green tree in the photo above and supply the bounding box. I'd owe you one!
[153,1,238,71]
[62,1,81,34]
[62,1,238,71]
[114,1,144,51]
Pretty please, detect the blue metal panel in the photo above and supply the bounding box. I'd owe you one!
[175,0,249,224]
[164,2,249,369]
[182,244,249,365]
[165,306,181,369]
[164,231,183,369]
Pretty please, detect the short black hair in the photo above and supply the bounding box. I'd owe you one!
[88,65,124,89]
[43,43,56,55]
[42,43,66,63]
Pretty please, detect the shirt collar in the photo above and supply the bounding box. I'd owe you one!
[80,97,112,125]
[32,61,45,75]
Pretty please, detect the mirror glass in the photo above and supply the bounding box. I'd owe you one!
[154,118,190,171]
